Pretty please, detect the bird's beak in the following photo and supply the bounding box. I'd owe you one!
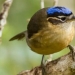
[71,16,75,21]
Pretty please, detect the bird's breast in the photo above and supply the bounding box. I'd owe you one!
[26,22,75,55]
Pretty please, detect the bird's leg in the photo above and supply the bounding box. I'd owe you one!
[68,45,75,61]
[41,55,47,75]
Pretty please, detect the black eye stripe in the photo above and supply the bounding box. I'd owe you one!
[47,18,64,25]
[60,17,66,21]
[56,16,66,21]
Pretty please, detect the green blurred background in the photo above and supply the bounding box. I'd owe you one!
[0,0,75,75]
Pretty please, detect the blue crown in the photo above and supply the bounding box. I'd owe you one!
[47,6,72,17]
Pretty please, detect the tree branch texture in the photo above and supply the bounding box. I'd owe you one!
[18,45,75,75]
[0,0,13,43]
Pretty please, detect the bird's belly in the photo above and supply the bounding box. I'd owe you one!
[27,26,75,55]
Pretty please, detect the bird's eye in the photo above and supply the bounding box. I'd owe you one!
[57,16,66,22]
[61,17,66,21]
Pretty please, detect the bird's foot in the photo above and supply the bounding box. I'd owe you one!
[41,55,48,75]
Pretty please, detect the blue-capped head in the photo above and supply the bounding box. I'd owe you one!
[46,6,75,24]
[46,6,72,17]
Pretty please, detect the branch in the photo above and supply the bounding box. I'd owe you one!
[53,0,58,6]
[41,0,44,8]
[18,45,75,75]
[0,0,13,43]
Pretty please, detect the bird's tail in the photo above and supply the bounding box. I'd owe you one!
[9,31,26,41]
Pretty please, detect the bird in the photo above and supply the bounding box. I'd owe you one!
[9,6,75,74]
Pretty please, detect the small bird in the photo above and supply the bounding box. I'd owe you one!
[9,6,75,74]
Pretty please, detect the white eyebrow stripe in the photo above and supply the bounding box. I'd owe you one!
[47,17,66,23]
[57,16,66,18]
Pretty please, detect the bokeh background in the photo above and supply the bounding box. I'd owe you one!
[0,0,75,75]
